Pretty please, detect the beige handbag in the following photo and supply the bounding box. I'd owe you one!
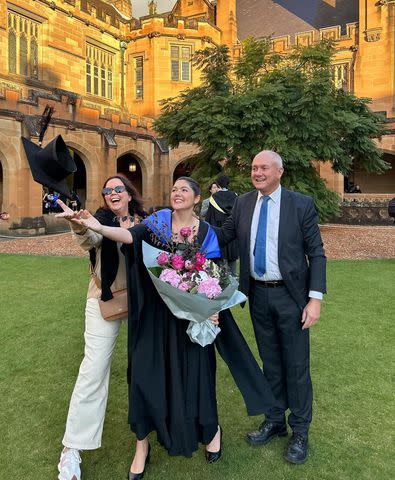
[91,266,128,321]
[98,289,128,321]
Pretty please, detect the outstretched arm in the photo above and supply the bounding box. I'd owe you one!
[78,210,133,244]
[57,204,134,244]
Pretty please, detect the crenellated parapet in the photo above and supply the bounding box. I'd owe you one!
[271,22,358,53]
[127,13,221,45]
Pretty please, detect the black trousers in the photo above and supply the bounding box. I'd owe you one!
[249,280,312,437]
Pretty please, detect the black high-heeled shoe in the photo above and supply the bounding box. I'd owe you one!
[205,426,222,464]
[128,443,151,480]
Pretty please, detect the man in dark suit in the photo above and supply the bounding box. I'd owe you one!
[215,150,326,464]
[205,175,239,275]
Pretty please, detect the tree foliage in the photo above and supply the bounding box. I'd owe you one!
[154,38,388,221]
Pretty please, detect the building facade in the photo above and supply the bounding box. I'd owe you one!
[0,0,394,235]
[0,0,237,234]
[237,0,395,197]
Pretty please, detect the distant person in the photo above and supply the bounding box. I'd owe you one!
[69,191,81,211]
[350,184,362,193]
[43,188,51,214]
[205,175,238,275]
[200,181,220,219]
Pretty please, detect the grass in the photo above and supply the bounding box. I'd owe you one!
[0,254,394,480]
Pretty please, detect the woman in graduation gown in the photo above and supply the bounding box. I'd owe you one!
[75,177,275,479]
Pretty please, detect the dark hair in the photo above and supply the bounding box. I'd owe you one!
[175,176,201,196]
[216,175,229,188]
[208,181,219,193]
[102,174,145,217]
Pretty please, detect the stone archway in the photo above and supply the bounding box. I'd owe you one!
[350,150,395,194]
[63,139,98,209]
[67,149,87,209]
[172,161,192,183]
[117,153,143,195]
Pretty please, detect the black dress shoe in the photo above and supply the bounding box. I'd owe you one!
[284,433,308,464]
[205,426,222,464]
[246,421,288,446]
[128,443,151,480]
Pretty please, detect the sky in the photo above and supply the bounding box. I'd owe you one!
[132,0,176,18]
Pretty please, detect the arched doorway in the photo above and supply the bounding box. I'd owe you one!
[42,148,87,214]
[117,153,143,194]
[347,152,395,193]
[69,151,87,208]
[173,161,192,183]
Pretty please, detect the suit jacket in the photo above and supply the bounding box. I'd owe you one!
[215,187,326,309]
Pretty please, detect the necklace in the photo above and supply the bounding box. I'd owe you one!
[113,215,134,224]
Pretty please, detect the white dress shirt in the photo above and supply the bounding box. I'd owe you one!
[249,185,323,300]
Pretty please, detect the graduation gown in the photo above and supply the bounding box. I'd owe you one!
[122,210,274,457]
[205,190,239,262]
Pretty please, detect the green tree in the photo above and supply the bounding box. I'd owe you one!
[154,39,388,220]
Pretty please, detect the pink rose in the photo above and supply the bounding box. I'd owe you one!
[157,251,170,266]
[180,227,192,238]
[185,260,195,271]
[171,255,185,270]
[195,252,206,267]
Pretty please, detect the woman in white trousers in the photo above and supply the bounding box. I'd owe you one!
[56,174,144,480]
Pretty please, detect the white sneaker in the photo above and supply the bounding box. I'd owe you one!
[58,448,81,480]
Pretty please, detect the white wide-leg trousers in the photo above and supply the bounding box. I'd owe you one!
[62,298,123,450]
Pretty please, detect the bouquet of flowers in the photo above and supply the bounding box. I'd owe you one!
[142,218,246,346]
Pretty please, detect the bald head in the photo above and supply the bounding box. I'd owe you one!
[251,150,284,195]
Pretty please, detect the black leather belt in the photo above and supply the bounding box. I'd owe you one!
[251,278,285,288]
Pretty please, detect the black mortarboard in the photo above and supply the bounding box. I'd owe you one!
[21,135,77,198]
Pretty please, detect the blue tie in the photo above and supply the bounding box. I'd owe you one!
[254,196,270,276]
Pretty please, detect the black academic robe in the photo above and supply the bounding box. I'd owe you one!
[205,190,239,262]
[122,221,274,457]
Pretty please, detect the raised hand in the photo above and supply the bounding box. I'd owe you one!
[55,199,81,222]
[77,210,103,233]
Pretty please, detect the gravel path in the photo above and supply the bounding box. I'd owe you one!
[0,225,394,260]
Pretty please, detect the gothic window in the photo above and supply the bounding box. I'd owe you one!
[7,10,40,78]
[331,63,350,91]
[93,63,99,95]
[86,58,92,93]
[108,69,113,99]
[171,45,191,82]
[30,37,38,79]
[86,43,115,99]
[135,56,143,100]
[19,33,28,76]
[8,30,16,74]
[101,65,106,97]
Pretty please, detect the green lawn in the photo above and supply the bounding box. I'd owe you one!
[0,254,394,480]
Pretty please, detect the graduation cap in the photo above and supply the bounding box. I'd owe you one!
[21,106,77,198]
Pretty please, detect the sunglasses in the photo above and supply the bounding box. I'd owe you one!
[102,185,126,195]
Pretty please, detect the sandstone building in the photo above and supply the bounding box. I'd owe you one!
[0,0,394,234]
